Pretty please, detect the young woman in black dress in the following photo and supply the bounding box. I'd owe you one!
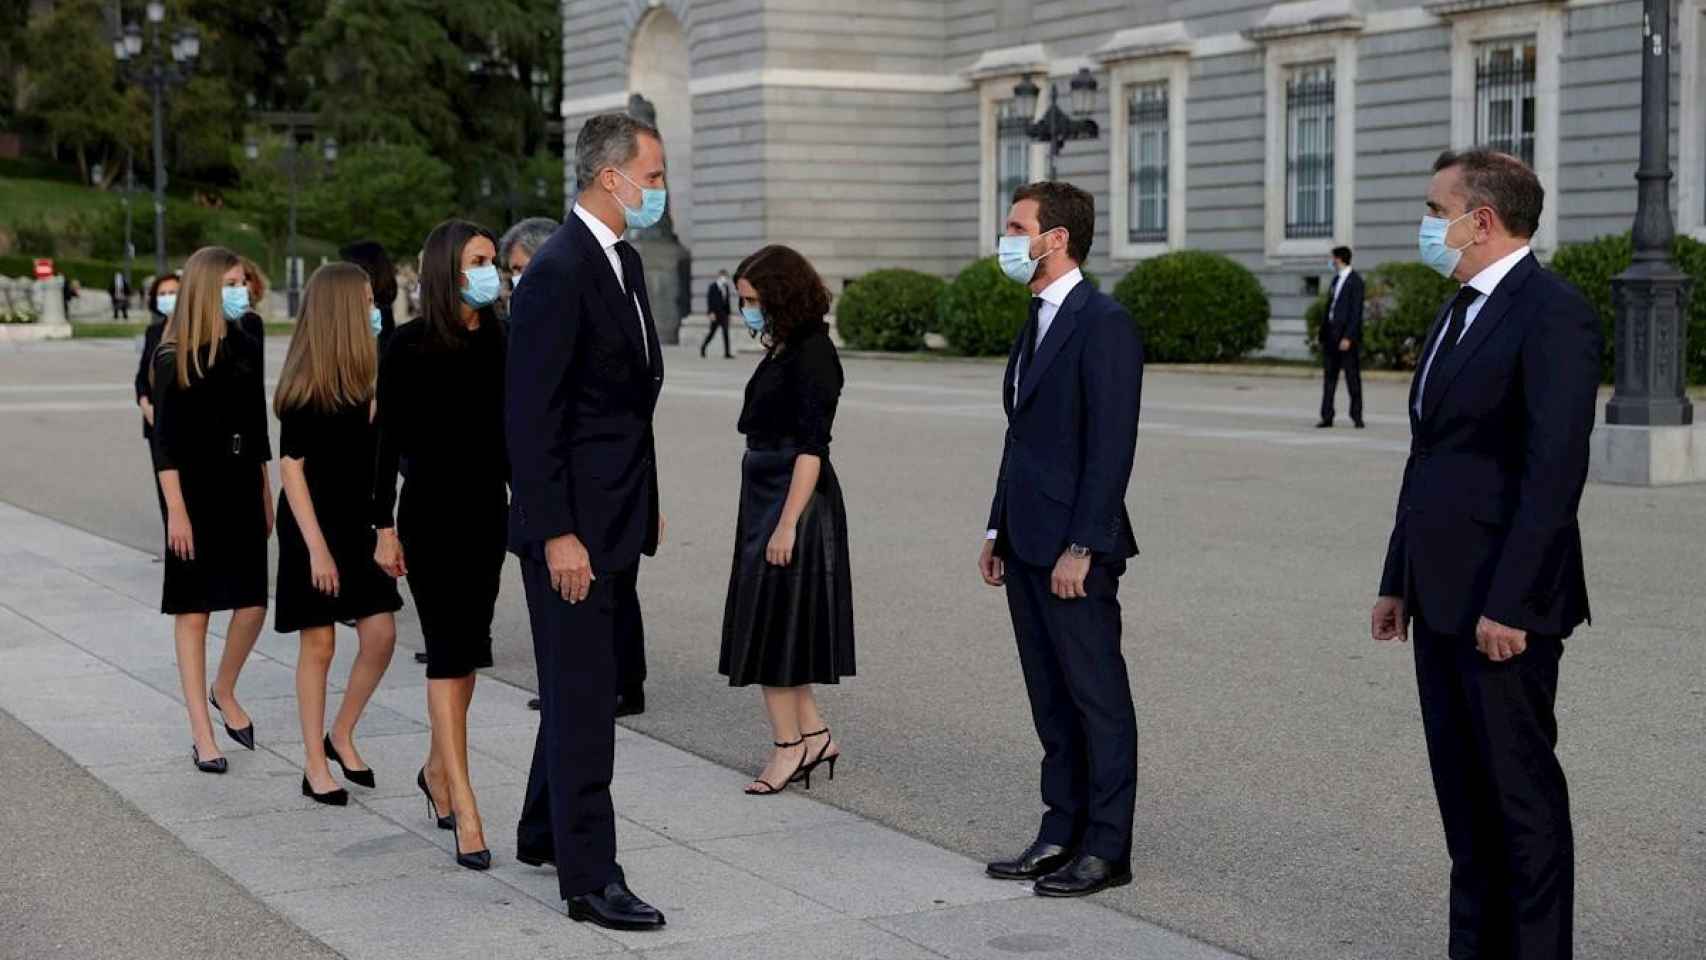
[274,263,403,806]
[151,246,274,774]
[136,273,180,528]
[719,245,855,796]
[372,219,506,869]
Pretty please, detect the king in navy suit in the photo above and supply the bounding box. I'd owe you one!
[1374,149,1601,960]
[979,181,1144,899]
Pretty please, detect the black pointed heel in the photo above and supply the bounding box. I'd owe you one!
[455,833,491,871]
[794,728,841,785]
[417,767,455,830]
[301,775,348,807]
[209,693,255,750]
[324,734,375,789]
[745,737,808,796]
[191,745,227,774]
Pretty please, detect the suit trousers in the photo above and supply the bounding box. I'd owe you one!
[1320,342,1363,423]
[516,558,633,899]
[1004,558,1137,862]
[615,565,646,698]
[701,314,731,357]
[1412,614,1573,960]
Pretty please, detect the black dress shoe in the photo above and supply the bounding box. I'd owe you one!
[323,734,375,789]
[986,841,1073,881]
[516,844,555,867]
[209,693,255,750]
[1033,853,1132,898]
[301,775,349,807]
[1353,419,1366,429]
[527,698,541,711]
[191,745,227,774]
[1315,419,1333,429]
[567,879,665,931]
[614,689,645,718]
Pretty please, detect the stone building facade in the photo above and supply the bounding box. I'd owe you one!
[563,0,1694,356]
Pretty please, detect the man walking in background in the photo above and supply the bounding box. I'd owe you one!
[1318,245,1364,428]
[702,268,733,358]
[110,272,130,320]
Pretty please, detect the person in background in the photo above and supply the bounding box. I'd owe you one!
[718,245,854,796]
[273,262,402,807]
[1318,245,1365,429]
[238,257,269,331]
[149,246,273,776]
[498,217,558,314]
[111,271,131,320]
[61,275,78,315]
[373,219,508,871]
[702,268,734,359]
[340,240,399,348]
[136,272,181,531]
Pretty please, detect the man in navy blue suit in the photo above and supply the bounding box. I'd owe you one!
[979,181,1144,898]
[505,112,668,932]
[1373,149,1600,960]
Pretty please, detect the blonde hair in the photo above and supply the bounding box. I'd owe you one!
[274,262,377,416]
[164,246,242,389]
[240,256,269,307]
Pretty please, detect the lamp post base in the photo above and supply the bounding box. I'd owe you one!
[1589,422,1706,485]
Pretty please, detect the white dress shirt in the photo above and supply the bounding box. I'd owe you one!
[1413,245,1531,416]
[1328,266,1351,311]
[989,267,1086,539]
[573,203,649,364]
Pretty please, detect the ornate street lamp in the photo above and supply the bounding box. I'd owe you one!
[243,125,337,316]
[1013,67,1101,181]
[113,10,199,279]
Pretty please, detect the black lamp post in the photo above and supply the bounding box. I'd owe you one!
[1608,0,1694,427]
[244,130,337,317]
[1012,67,1101,181]
[112,2,198,281]
[91,157,138,294]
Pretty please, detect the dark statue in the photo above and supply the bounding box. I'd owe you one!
[626,92,691,343]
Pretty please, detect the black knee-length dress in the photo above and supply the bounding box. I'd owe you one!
[373,318,508,679]
[720,320,856,687]
[150,330,272,614]
[274,400,403,633]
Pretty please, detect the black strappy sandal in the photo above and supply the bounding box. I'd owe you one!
[744,737,807,796]
[793,727,840,786]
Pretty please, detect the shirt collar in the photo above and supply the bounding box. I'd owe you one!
[1036,268,1083,308]
[1465,245,1531,299]
[573,203,622,251]
[1337,266,1352,280]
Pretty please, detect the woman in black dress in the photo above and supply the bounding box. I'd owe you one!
[720,245,855,796]
[372,219,506,868]
[136,272,180,527]
[275,263,403,806]
[151,246,274,774]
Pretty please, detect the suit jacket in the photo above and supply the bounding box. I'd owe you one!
[505,213,664,573]
[706,280,731,318]
[987,280,1144,568]
[1324,270,1364,343]
[1378,253,1601,638]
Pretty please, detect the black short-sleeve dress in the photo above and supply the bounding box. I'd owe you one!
[719,320,856,687]
[150,330,272,615]
[274,401,404,633]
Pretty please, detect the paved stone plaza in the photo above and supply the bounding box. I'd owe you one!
[0,337,1701,960]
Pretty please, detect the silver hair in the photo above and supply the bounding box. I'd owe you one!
[499,217,559,266]
[573,113,661,192]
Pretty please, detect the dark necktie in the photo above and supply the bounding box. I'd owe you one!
[1329,274,1341,304]
[613,239,650,365]
[1017,298,1042,388]
[1436,285,1481,362]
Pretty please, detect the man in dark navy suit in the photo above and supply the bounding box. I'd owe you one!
[1373,149,1600,960]
[979,181,1144,898]
[701,269,734,358]
[505,112,668,932]
[1318,244,1365,428]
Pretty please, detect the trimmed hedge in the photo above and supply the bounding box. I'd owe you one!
[0,254,130,292]
[1549,232,1706,384]
[1112,251,1268,362]
[835,268,944,352]
[1303,262,1457,370]
[939,256,1031,356]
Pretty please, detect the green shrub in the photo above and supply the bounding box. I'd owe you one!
[939,256,1032,356]
[1303,293,1329,358]
[1362,262,1458,370]
[0,254,129,291]
[1550,233,1706,384]
[11,216,60,257]
[834,268,944,352]
[1112,251,1268,362]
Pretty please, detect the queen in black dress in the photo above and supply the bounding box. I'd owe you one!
[719,245,854,796]
[372,220,507,868]
[136,273,180,526]
[274,263,403,806]
[151,247,274,775]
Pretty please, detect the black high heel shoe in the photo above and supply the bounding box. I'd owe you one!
[793,728,840,785]
[208,692,255,751]
[191,744,227,774]
[416,767,455,830]
[454,828,491,871]
[744,737,808,796]
[324,734,375,789]
[301,775,348,807]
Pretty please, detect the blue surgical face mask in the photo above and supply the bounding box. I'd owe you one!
[221,285,250,321]
[614,168,667,231]
[1418,211,1476,279]
[997,233,1046,284]
[369,306,383,335]
[155,293,177,317]
[741,304,765,334]
[461,263,501,308]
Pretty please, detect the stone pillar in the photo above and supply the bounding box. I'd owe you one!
[35,276,67,325]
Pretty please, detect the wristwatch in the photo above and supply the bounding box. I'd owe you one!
[1068,543,1091,560]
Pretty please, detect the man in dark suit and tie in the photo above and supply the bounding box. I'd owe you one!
[505,112,669,932]
[701,269,734,358]
[978,181,1144,898]
[1318,245,1364,428]
[1373,148,1601,960]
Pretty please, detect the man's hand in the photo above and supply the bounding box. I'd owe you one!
[978,539,1005,587]
[1339,337,1353,352]
[1372,596,1408,643]
[545,534,594,604]
[1051,549,1090,600]
[1475,616,1527,662]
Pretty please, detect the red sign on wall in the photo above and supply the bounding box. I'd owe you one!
[33,258,53,280]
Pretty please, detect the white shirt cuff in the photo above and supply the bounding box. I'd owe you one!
[985,529,998,541]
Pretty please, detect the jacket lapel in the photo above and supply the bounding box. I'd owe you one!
[1420,254,1536,423]
[573,218,649,371]
[1002,323,1022,417]
[1410,297,1453,429]
[1015,282,1090,411]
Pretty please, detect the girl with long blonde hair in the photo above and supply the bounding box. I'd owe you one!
[273,263,402,806]
[150,245,273,775]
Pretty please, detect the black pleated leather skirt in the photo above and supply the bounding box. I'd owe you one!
[719,445,855,687]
